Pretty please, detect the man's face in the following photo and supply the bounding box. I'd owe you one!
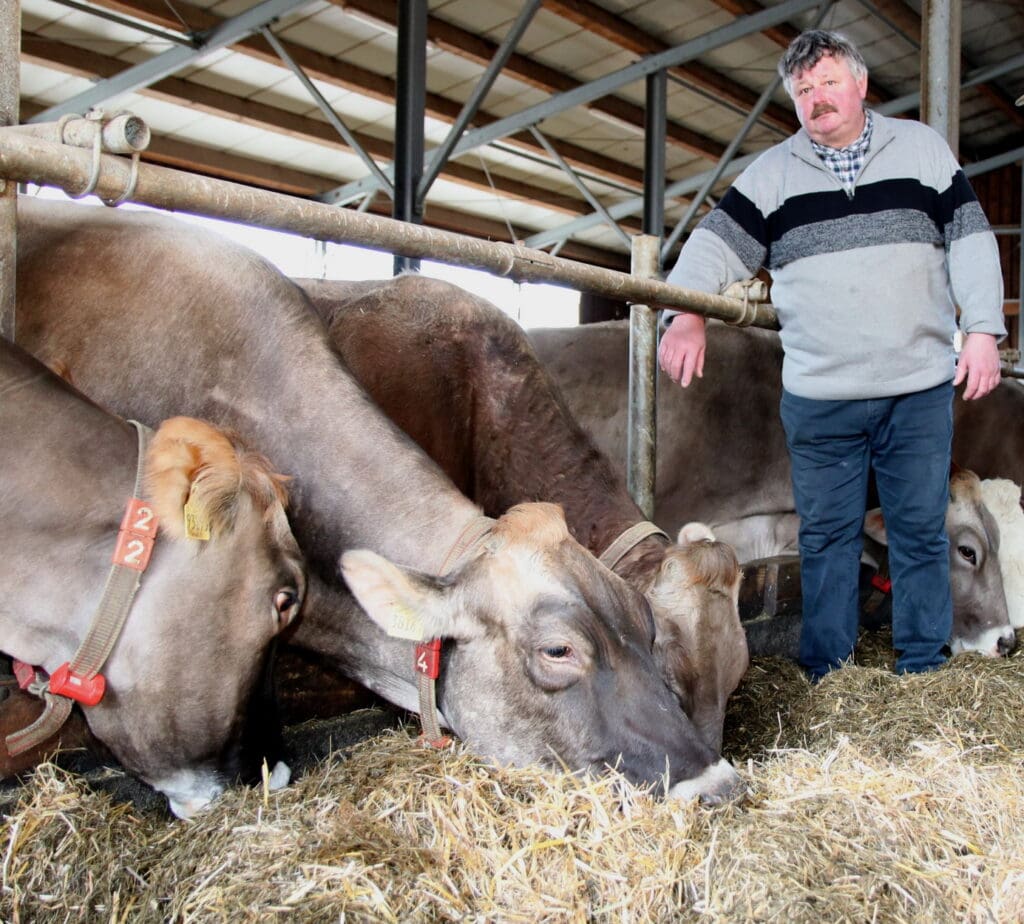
[790,53,868,148]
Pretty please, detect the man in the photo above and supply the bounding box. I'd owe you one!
[658,30,1005,681]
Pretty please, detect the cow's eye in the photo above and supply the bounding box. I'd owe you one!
[542,645,573,661]
[274,588,302,630]
[958,545,977,566]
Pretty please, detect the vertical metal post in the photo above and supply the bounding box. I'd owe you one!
[921,0,961,156]
[643,71,666,237]
[1018,160,1024,353]
[628,236,660,518]
[627,70,667,519]
[393,0,426,276]
[0,1,19,340]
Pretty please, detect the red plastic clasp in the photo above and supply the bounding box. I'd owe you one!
[415,638,442,679]
[48,662,106,706]
[871,573,892,594]
[12,659,38,690]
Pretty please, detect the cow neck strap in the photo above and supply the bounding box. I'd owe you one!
[7,421,155,756]
[599,521,671,572]
[415,514,496,748]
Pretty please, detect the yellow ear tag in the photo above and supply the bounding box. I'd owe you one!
[385,604,425,641]
[183,496,212,541]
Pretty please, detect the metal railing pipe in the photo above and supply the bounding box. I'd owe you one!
[0,131,779,328]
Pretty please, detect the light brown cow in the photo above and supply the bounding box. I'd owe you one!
[0,340,305,817]
[530,319,1015,658]
[13,197,741,803]
[299,275,746,755]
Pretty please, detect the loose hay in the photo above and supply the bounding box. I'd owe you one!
[2,630,1022,923]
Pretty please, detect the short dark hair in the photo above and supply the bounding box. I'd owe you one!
[778,30,868,96]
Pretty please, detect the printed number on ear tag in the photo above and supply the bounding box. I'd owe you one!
[385,604,424,641]
[184,496,212,541]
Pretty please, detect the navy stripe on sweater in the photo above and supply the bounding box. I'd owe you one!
[699,170,987,273]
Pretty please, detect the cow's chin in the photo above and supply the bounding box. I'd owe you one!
[949,626,1017,658]
[146,769,226,820]
[667,758,746,805]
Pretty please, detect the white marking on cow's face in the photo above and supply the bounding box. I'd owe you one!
[268,760,291,790]
[979,478,1024,629]
[146,768,225,820]
[667,758,745,805]
[947,472,1014,656]
[950,625,1017,658]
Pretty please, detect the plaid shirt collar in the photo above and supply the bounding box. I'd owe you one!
[810,109,873,192]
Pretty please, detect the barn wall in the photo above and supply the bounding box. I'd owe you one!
[973,162,1021,351]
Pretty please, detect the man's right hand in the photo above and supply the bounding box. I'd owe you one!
[658,313,706,387]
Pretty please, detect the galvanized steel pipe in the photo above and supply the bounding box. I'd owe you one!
[11,114,152,155]
[0,3,18,340]
[0,131,779,328]
[628,235,661,519]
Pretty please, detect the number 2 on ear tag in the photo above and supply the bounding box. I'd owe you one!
[184,496,211,541]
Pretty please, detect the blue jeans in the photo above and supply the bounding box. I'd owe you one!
[780,382,954,680]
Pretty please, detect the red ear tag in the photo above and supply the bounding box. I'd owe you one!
[415,638,442,679]
[49,663,106,706]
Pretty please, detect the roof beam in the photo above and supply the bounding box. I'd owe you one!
[20,33,614,220]
[18,99,629,269]
[62,0,648,189]
[30,0,314,122]
[527,50,1024,249]
[447,0,824,162]
[326,0,822,206]
[539,0,799,135]
[332,0,732,159]
[857,0,1024,128]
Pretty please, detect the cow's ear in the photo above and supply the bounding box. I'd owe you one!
[340,550,479,641]
[677,521,715,546]
[863,509,888,546]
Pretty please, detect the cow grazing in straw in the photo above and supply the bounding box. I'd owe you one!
[0,339,305,818]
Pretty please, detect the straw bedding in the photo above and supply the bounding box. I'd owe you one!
[2,627,1021,923]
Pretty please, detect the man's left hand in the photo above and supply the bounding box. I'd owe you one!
[954,332,1001,400]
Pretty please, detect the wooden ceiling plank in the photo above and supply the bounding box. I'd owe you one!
[72,0,648,188]
[541,0,798,134]
[21,34,599,217]
[335,0,732,158]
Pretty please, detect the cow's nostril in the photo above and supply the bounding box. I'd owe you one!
[997,633,1017,656]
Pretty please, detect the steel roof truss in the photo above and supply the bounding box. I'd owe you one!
[30,0,315,124]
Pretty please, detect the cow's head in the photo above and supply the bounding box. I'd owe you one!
[946,470,1016,657]
[342,502,744,804]
[89,418,306,818]
[863,470,1015,658]
[644,523,746,754]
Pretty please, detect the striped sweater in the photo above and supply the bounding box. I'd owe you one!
[666,111,1005,400]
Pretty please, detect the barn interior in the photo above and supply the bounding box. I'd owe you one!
[7,0,1024,343]
[2,2,1024,920]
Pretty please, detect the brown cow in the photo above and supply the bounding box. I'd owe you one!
[13,197,740,803]
[953,378,1024,486]
[530,319,1016,658]
[1,339,305,817]
[298,275,746,755]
